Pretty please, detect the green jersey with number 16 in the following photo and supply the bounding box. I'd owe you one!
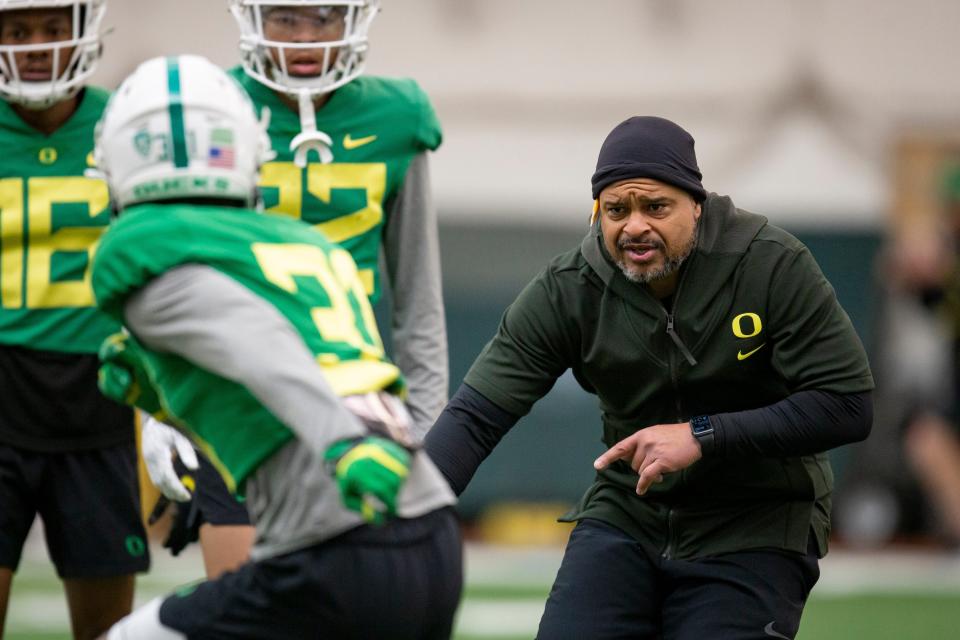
[92,203,404,488]
[0,87,119,353]
[229,69,442,301]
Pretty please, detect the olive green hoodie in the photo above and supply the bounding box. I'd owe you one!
[464,193,873,559]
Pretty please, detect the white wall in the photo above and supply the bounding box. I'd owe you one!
[90,0,960,229]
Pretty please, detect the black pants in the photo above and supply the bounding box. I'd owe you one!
[537,519,820,640]
[159,508,462,639]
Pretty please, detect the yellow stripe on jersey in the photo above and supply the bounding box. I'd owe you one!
[319,359,402,398]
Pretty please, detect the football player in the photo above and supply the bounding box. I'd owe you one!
[93,54,460,640]
[142,0,450,579]
[233,0,448,448]
[0,1,149,638]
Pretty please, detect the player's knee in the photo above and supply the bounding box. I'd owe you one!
[105,598,186,640]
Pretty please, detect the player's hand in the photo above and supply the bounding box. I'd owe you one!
[97,333,163,415]
[324,436,411,525]
[141,414,199,502]
[593,423,702,495]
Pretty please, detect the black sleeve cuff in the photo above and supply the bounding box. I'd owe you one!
[423,383,520,495]
[711,389,873,458]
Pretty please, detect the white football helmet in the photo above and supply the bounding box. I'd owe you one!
[0,0,105,110]
[93,55,274,210]
[229,0,380,97]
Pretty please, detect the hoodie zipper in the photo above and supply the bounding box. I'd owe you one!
[665,314,697,367]
[662,324,682,560]
[663,508,679,559]
[662,259,697,417]
[659,258,696,560]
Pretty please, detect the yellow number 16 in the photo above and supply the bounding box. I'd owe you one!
[0,176,109,309]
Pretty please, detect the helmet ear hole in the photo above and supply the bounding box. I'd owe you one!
[95,55,269,210]
[0,0,107,110]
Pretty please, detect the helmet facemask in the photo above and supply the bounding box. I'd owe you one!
[230,0,379,98]
[229,0,379,168]
[0,0,105,110]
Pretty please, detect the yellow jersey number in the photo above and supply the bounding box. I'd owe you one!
[252,242,399,397]
[252,242,384,362]
[0,177,109,309]
[258,162,387,296]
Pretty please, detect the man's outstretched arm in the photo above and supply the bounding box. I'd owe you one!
[424,383,520,495]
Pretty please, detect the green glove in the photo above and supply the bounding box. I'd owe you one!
[324,436,412,525]
[97,333,164,416]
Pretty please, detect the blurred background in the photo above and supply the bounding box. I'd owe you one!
[10,0,960,638]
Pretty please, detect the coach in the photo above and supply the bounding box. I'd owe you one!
[425,116,873,638]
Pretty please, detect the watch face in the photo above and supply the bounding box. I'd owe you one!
[692,416,713,435]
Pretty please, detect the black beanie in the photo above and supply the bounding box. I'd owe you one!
[590,116,706,202]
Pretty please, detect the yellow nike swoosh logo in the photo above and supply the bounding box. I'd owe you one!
[343,134,377,150]
[737,343,766,361]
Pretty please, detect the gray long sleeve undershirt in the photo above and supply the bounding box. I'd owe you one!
[384,152,449,439]
[123,264,455,558]
[124,264,366,453]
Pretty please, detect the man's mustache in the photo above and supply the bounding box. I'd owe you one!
[618,236,664,251]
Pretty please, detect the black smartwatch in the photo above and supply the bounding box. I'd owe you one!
[690,415,715,457]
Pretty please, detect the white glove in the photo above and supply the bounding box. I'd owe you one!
[141,413,199,502]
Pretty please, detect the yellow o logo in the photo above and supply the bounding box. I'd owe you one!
[732,313,762,338]
[38,147,57,165]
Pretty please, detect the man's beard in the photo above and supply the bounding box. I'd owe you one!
[616,222,699,285]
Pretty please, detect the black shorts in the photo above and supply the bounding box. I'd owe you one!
[176,451,251,527]
[0,440,150,578]
[158,507,463,640]
[537,518,820,640]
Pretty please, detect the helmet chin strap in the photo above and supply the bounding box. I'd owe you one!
[290,89,333,168]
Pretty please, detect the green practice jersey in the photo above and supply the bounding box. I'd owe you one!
[0,88,119,352]
[92,204,403,488]
[230,69,442,301]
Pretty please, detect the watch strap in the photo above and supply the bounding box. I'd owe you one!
[690,415,715,457]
